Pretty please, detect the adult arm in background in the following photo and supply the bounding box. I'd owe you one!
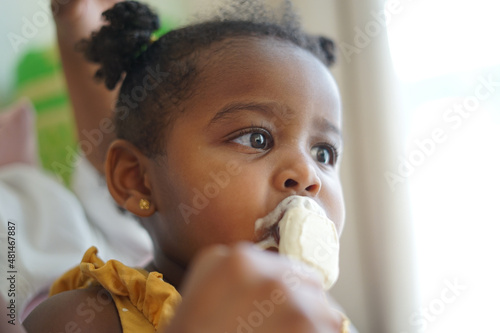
[52,0,120,174]
[52,0,154,291]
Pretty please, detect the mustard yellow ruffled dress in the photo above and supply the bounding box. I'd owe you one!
[50,247,181,332]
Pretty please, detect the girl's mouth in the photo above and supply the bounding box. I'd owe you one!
[253,195,340,289]
[261,218,281,252]
[254,196,300,250]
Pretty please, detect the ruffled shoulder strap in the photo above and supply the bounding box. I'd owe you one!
[50,247,181,332]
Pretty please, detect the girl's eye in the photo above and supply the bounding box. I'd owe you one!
[311,145,337,165]
[232,131,272,150]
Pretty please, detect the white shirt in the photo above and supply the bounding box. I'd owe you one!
[0,158,152,319]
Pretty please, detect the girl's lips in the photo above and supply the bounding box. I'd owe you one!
[254,204,288,243]
[254,196,302,248]
[259,220,281,251]
[271,223,281,246]
[254,195,325,243]
[254,195,340,289]
[254,226,279,250]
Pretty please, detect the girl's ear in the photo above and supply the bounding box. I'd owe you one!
[105,139,155,217]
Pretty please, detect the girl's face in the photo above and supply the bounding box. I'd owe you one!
[146,37,344,271]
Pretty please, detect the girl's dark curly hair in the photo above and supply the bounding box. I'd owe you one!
[79,0,336,157]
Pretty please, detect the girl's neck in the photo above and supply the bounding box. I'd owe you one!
[144,249,186,290]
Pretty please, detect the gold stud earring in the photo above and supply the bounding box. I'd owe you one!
[139,198,150,210]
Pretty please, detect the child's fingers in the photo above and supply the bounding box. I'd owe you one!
[164,243,345,333]
[182,243,324,297]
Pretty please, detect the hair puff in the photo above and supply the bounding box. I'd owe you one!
[77,1,160,89]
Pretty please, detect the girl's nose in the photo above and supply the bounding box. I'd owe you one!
[273,151,321,197]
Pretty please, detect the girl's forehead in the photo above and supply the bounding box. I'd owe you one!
[196,37,339,95]
[201,36,306,66]
[182,37,342,127]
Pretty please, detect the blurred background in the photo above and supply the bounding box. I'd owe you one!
[1,0,499,332]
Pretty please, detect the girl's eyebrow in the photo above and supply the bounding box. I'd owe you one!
[315,118,343,139]
[209,101,287,125]
[209,101,343,142]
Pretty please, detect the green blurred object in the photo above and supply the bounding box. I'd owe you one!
[15,47,76,186]
[12,18,175,187]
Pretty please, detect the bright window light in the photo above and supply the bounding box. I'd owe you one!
[386,1,500,332]
[387,0,500,82]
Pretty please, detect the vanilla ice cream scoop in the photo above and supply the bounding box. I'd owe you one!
[255,196,340,289]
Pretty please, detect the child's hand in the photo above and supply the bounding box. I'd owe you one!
[162,243,346,333]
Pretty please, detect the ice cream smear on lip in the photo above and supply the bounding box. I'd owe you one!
[255,195,340,290]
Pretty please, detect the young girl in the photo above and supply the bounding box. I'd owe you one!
[23,1,350,332]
